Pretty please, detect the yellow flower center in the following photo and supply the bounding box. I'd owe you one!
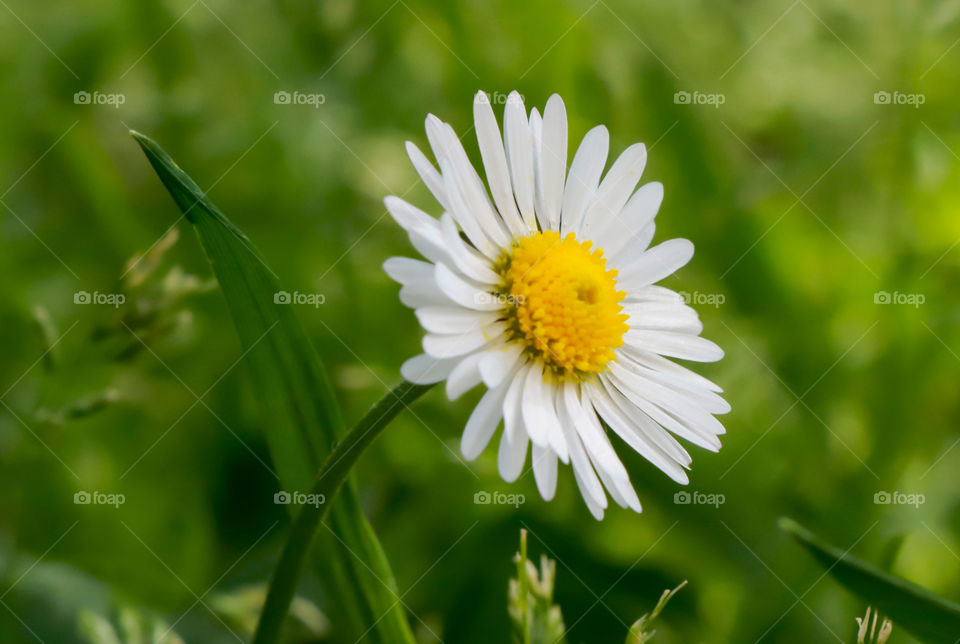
[498,231,628,379]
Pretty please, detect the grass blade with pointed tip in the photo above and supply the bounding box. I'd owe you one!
[131,130,416,644]
[780,518,960,643]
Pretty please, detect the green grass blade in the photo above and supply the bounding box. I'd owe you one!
[253,380,434,644]
[131,131,417,644]
[780,518,960,643]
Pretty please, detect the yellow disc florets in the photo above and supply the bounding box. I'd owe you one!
[497,231,629,380]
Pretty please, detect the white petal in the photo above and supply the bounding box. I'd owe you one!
[626,285,687,304]
[578,483,606,520]
[498,419,529,482]
[609,223,657,268]
[628,223,657,260]
[587,380,689,484]
[479,342,524,388]
[383,257,433,285]
[474,91,526,237]
[407,229,451,266]
[529,107,550,232]
[561,125,608,237]
[405,141,449,211]
[601,375,693,465]
[383,198,451,266]
[447,352,485,400]
[438,155,500,259]
[439,213,500,284]
[520,363,550,447]
[561,382,622,476]
[617,239,694,291]
[623,347,723,393]
[537,94,568,231]
[595,181,663,259]
[401,353,457,384]
[434,263,501,311]
[623,301,703,335]
[590,450,641,513]
[416,306,498,334]
[617,352,730,414]
[399,282,451,308]
[424,114,449,176]
[608,364,724,450]
[461,374,512,459]
[567,383,642,512]
[580,143,647,237]
[612,366,727,437]
[384,196,441,239]
[434,118,512,251]
[555,387,607,511]
[502,364,529,442]
[423,322,505,358]
[520,363,570,463]
[624,329,724,362]
[503,92,537,230]
[532,443,558,501]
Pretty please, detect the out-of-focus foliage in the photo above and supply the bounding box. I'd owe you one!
[857,607,894,644]
[132,128,416,644]
[625,580,686,644]
[2,0,960,642]
[509,530,567,644]
[782,518,960,642]
[79,606,185,644]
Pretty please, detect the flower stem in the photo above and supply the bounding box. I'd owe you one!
[252,380,435,644]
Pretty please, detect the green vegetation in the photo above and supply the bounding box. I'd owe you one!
[1,1,958,641]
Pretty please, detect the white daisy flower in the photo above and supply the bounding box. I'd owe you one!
[383,90,728,519]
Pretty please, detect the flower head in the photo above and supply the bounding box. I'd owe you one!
[384,90,728,518]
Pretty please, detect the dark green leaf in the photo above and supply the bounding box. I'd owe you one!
[780,518,960,643]
[131,131,416,644]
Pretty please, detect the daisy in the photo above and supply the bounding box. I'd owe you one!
[383,90,728,519]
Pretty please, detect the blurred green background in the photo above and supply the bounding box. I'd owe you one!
[1,0,959,642]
